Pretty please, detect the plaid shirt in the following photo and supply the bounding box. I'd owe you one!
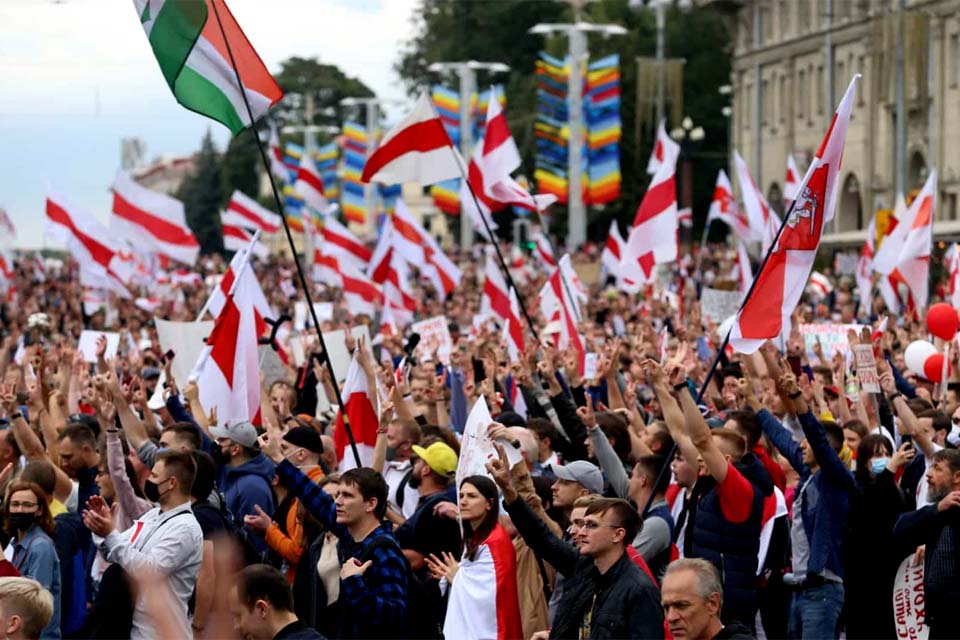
[276,460,407,637]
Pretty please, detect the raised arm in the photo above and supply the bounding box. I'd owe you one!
[579,404,630,499]
[641,360,700,472]
[675,368,729,484]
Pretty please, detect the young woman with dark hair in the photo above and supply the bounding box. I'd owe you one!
[426,475,523,640]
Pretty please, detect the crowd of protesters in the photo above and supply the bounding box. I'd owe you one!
[0,237,957,640]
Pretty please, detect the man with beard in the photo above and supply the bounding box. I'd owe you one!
[894,449,960,639]
[394,441,461,575]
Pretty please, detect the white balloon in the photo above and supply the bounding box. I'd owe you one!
[905,340,938,376]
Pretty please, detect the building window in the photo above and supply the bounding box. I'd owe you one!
[762,79,770,125]
[857,54,866,105]
[951,33,959,88]
[779,74,788,123]
[799,1,811,32]
[779,0,790,39]
[798,69,806,119]
[947,192,958,221]
[836,59,845,103]
[817,64,825,115]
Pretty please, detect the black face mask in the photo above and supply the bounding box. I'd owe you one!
[8,512,34,532]
[144,477,172,503]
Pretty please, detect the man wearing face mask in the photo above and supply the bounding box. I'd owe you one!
[209,420,276,555]
[381,421,421,522]
[244,426,326,583]
[82,451,203,640]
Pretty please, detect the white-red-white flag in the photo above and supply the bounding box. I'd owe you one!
[481,254,527,360]
[539,261,586,374]
[222,190,282,233]
[532,229,557,270]
[295,154,329,213]
[382,252,417,326]
[784,154,801,204]
[46,192,132,298]
[879,170,936,312]
[203,234,273,322]
[268,124,291,184]
[734,151,781,251]
[111,170,199,265]
[341,262,384,318]
[601,219,624,277]
[0,208,15,239]
[361,92,459,186]
[621,128,679,288]
[733,241,753,294]
[312,247,342,288]
[729,76,859,353]
[333,354,380,469]
[190,258,263,426]
[391,199,461,299]
[223,224,268,259]
[321,216,372,269]
[0,247,13,300]
[367,218,396,285]
[707,169,753,242]
[806,271,834,300]
[646,120,675,175]
[946,243,960,309]
[856,214,877,315]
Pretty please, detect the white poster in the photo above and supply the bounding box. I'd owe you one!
[799,323,866,359]
[154,319,214,389]
[324,326,371,383]
[854,344,881,393]
[893,555,928,640]
[456,397,523,493]
[700,288,743,324]
[78,331,120,363]
[411,315,453,365]
[293,301,335,331]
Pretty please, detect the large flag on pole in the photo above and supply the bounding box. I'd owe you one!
[111,170,200,265]
[729,76,859,354]
[707,169,753,242]
[734,151,780,250]
[361,92,459,186]
[600,219,624,277]
[134,0,283,135]
[222,190,282,233]
[784,154,801,204]
[333,355,380,470]
[856,213,877,315]
[190,257,262,425]
[880,171,936,312]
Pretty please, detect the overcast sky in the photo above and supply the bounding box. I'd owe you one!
[0,0,419,249]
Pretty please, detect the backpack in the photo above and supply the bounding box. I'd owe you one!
[360,535,442,639]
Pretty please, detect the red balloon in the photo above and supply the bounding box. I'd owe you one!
[923,353,952,382]
[926,303,959,341]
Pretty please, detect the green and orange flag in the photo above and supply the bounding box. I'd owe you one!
[134,0,283,135]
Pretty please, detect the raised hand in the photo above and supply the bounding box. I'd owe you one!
[257,419,284,464]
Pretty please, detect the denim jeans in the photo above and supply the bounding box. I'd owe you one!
[788,581,844,639]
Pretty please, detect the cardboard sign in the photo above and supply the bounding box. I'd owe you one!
[411,315,453,365]
[700,287,743,324]
[324,326,372,383]
[893,555,928,640]
[799,323,866,359]
[456,397,524,493]
[293,301,335,331]
[78,331,120,363]
[853,344,881,393]
[154,319,214,389]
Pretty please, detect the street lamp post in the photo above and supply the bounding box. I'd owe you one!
[670,116,705,232]
[427,61,511,249]
[529,21,626,249]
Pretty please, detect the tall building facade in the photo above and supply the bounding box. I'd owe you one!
[723,0,960,246]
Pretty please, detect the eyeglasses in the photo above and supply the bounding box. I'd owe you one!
[581,521,624,532]
[8,502,37,510]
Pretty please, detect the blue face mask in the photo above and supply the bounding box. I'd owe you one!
[870,457,890,474]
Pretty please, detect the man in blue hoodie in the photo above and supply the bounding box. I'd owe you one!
[209,420,275,555]
[753,370,854,640]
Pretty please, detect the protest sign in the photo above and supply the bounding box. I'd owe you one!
[293,301,334,331]
[700,288,743,324]
[799,323,866,359]
[457,397,524,492]
[854,344,881,393]
[411,315,453,364]
[258,345,287,389]
[893,555,928,640]
[325,325,371,383]
[583,353,599,381]
[78,331,120,363]
[155,319,214,389]
[834,251,859,276]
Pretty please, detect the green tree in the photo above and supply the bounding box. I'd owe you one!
[273,56,375,135]
[221,126,260,204]
[179,129,224,255]
[396,0,731,243]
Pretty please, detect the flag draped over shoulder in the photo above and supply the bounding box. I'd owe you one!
[134,0,283,135]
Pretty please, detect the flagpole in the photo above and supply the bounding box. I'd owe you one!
[450,149,541,342]
[196,230,262,322]
[640,195,802,518]
[209,2,362,467]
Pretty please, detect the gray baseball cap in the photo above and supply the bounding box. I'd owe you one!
[553,460,604,495]
[210,420,260,449]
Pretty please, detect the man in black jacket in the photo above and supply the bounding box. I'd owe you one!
[893,448,960,639]
[487,441,664,639]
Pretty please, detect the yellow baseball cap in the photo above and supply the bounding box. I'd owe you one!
[411,442,458,478]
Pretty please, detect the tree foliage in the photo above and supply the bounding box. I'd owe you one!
[178,130,224,255]
[395,0,732,242]
[273,56,375,135]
